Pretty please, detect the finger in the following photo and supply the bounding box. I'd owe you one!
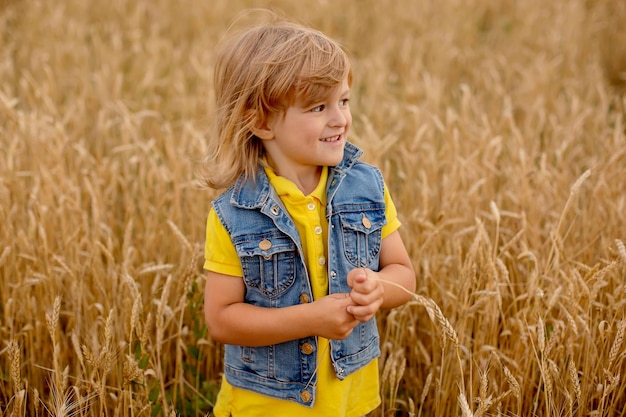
[348,268,367,288]
[346,305,375,322]
[347,302,377,318]
[354,268,368,283]
[349,290,369,306]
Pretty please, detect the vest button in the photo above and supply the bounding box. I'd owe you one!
[314,226,322,235]
[318,257,326,265]
[299,293,310,303]
[300,390,312,403]
[362,213,372,229]
[301,342,314,355]
[307,202,315,211]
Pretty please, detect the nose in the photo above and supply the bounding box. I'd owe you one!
[329,105,350,127]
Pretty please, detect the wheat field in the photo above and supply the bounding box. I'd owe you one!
[1,0,625,416]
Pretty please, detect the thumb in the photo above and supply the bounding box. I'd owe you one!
[348,268,367,288]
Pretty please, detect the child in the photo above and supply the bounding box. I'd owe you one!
[202,15,416,417]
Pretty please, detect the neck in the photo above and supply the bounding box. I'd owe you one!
[274,166,322,195]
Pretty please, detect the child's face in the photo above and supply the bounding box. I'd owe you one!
[260,78,352,178]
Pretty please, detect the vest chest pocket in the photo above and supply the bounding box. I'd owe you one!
[338,209,385,268]
[234,234,297,299]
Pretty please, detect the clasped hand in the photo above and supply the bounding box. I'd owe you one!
[346,268,384,322]
[312,268,384,340]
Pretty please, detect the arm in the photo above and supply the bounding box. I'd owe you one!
[204,270,360,346]
[347,230,416,322]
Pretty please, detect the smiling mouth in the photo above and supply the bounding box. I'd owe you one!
[320,134,342,142]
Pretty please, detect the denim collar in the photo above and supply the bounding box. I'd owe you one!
[230,141,363,209]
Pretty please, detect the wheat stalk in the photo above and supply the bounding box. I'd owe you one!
[607,319,625,371]
[568,357,581,415]
[545,169,591,274]
[616,239,626,263]
[419,370,433,406]
[503,365,521,404]
[7,340,21,391]
[459,392,474,417]
[0,245,11,268]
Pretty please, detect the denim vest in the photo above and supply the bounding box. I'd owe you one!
[211,142,386,407]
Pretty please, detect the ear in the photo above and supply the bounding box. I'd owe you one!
[251,115,274,140]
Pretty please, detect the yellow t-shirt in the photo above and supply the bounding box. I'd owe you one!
[204,166,401,417]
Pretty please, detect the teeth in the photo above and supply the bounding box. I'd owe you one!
[321,135,340,142]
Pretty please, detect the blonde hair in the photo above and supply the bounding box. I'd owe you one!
[200,17,352,189]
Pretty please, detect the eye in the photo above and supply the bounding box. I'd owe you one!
[311,104,325,112]
[339,98,350,106]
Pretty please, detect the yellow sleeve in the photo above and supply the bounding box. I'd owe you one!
[203,207,243,277]
[382,184,401,239]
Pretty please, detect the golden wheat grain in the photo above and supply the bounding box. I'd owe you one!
[167,219,193,253]
[395,351,407,399]
[565,391,574,417]
[458,392,474,417]
[607,319,625,371]
[545,322,563,357]
[419,370,433,406]
[546,169,592,273]
[122,218,134,267]
[503,365,521,401]
[44,381,96,417]
[494,257,509,283]
[52,254,74,279]
[0,246,11,268]
[616,239,626,263]
[137,264,175,276]
[382,349,407,412]
[537,317,546,353]
[414,293,459,351]
[33,388,40,417]
[542,361,554,411]
[123,354,144,385]
[95,241,115,266]
[379,281,459,352]
[589,261,618,302]
[9,389,25,417]
[601,369,620,399]
[45,296,65,397]
[156,274,174,348]
[61,366,69,401]
[568,358,581,408]
[81,345,96,371]
[102,309,115,375]
[408,398,416,417]
[546,286,563,311]
[7,340,21,391]
[140,311,153,353]
[130,292,143,340]
[575,314,592,339]
[561,306,579,337]
[474,368,490,417]
[381,351,392,389]
[45,296,61,343]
